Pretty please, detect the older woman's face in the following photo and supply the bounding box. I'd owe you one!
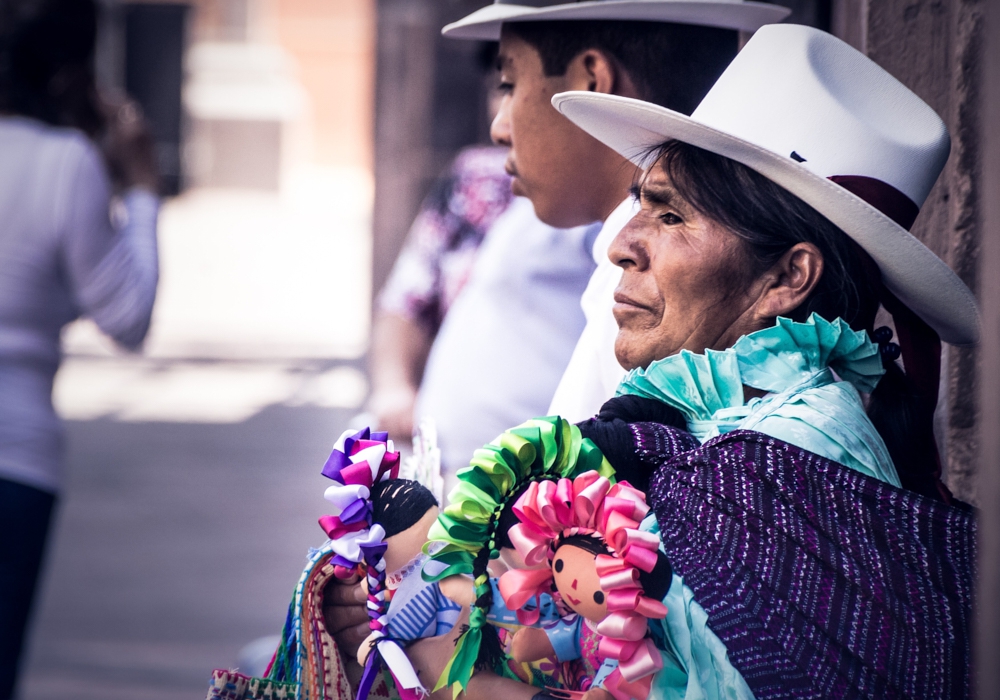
[609,165,761,370]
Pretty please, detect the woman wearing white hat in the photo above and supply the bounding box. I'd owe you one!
[537,23,976,700]
[407,26,974,700]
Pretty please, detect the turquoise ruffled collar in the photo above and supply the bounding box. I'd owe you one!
[616,314,884,423]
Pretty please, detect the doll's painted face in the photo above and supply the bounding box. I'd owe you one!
[382,505,438,574]
[551,543,608,623]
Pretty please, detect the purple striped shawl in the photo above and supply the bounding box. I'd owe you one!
[634,423,975,700]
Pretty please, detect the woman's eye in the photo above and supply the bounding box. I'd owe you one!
[660,212,683,225]
[498,81,514,94]
[593,591,605,604]
[554,559,564,573]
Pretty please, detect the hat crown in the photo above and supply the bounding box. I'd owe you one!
[691,25,949,208]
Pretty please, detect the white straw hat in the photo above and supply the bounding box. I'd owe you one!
[442,0,791,41]
[551,24,979,346]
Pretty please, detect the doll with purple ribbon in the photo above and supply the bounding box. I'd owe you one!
[318,428,462,700]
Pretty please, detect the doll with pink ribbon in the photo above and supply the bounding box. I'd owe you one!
[497,471,672,700]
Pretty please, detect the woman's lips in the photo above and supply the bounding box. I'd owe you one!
[613,291,650,312]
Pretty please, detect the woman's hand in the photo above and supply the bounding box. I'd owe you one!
[509,627,554,663]
[99,96,159,193]
[407,609,537,700]
[322,573,370,658]
[439,575,476,607]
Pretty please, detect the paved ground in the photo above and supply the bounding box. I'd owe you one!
[18,402,357,700]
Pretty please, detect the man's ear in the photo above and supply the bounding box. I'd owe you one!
[562,48,639,97]
[753,242,825,321]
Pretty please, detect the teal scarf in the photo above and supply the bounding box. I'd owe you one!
[617,314,899,486]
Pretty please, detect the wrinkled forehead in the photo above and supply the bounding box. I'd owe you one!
[636,160,688,206]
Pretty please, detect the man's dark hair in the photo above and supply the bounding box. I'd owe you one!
[504,20,738,115]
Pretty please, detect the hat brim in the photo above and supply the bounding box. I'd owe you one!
[442,1,791,40]
[552,91,979,346]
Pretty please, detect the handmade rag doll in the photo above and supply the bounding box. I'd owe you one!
[421,416,616,696]
[498,473,671,700]
[317,427,446,700]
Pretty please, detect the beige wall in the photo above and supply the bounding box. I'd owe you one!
[185,0,375,172]
[275,0,375,171]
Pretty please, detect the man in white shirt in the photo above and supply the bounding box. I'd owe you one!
[442,1,790,422]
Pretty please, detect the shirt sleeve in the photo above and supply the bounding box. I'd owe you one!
[59,142,159,351]
[387,583,444,642]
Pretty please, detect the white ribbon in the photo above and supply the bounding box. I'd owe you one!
[378,639,427,693]
[330,523,387,562]
[324,483,371,513]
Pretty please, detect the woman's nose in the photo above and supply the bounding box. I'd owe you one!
[608,216,650,271]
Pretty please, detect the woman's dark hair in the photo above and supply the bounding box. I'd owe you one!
[0,0,102,134]
[645,140,944,502]
[504,20,737,115]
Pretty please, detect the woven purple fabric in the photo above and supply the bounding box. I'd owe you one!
[633,422,975,700]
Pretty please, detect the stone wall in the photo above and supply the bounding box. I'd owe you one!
[832,0,985,503]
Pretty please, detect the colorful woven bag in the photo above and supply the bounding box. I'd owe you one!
[207,540,400,700]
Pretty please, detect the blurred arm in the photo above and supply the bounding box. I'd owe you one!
[367,311,433,438]
[61,141,159,350]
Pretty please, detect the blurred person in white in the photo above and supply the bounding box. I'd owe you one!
[0,0,159,696]
[368,46,598,492]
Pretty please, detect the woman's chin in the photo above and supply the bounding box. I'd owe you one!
[613,337,651,372]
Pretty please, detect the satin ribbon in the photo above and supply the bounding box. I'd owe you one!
[418,417,616,697]
[497,567,554,625]
[324,483,370,513]
[506,522,551,568]
[355,537,426,700]
[604,668,655,700]
[318,514,366,540]
[331,524,388,566]
[318,426,418,700]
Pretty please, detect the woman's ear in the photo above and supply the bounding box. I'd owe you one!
[754,242,824,321]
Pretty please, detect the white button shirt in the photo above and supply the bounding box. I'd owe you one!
[547,197,638,423]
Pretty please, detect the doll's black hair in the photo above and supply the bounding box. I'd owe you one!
[555,534,673,603]
[370,478,437,538]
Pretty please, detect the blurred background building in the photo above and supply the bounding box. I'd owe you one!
[15,0,994,698]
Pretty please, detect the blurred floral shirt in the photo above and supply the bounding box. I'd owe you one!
[377,145,513,332]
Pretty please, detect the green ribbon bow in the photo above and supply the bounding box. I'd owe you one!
[421,416,615,696]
